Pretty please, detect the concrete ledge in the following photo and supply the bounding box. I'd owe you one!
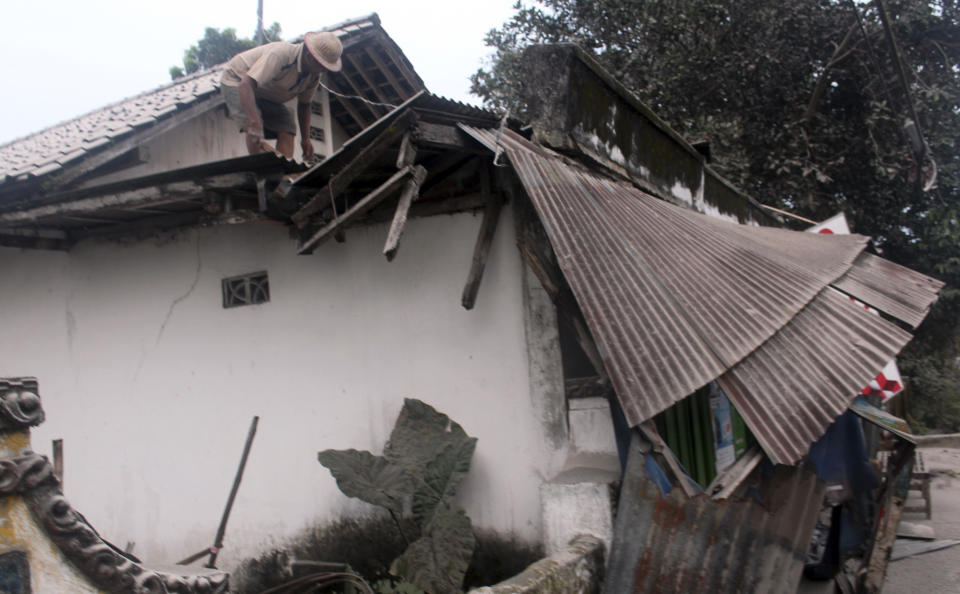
[469,534,604,594]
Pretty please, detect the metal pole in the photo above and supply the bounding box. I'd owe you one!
[206,415,259,568]
[256,0,265,45]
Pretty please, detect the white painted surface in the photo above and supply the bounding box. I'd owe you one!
[540,469,617,556]
[568,397,618,456]
[78,92,345,188]
[0,207,565,572]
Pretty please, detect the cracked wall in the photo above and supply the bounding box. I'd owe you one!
[0,206,566,574]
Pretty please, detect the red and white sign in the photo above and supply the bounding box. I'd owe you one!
[807,212,851,235]
[809,213,902,402]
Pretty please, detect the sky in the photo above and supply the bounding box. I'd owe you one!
[0,0,523,145]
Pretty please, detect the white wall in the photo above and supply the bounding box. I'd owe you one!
[80,90,345,187]
[0,207,566,571]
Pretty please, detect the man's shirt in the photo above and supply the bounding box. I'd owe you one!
[220,42,320,104]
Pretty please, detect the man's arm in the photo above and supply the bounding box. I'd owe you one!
[238,75,265,153]
[297,100,315,161]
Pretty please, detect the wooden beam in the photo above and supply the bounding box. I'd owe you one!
[291,109,416,228]
[327,77,372,130]
[383,165,428,261]
[299,166,414,254]
[364,46,408,99]
[461,166,503,310]
[0,233,70,251]
[343,53,392,106]
[395,132,416,169]
[365,192,487,224]
[414,122,486,153]
[376,40,424,94]
[335,67,384,120]
[638,421,698,497]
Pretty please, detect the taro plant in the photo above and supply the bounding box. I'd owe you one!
[318,399,478,594]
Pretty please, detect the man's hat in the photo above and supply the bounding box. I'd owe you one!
[304,31,343,72]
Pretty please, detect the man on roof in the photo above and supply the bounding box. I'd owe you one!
[220,31,342,160]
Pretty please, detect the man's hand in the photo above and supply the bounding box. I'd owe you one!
[245,130,265,154]
[300,138,315,161]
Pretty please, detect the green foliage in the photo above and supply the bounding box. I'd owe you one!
[169,23,282,80]
[474,0,960,429]
[318,399,478,593]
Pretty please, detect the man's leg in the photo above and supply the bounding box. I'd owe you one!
[275,132,295,158]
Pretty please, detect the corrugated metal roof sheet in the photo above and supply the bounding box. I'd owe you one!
[461,125,940,464]
[717,288,913,464]
[833,252,944,329]
[606,438,825,593]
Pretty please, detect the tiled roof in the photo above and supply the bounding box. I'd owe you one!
[0,68,221,185]
[0,14,395,190]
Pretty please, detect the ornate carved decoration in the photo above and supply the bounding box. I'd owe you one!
[0,377,229,593]
[0,378,44,430]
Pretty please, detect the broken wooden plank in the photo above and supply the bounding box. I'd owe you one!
[383,165,428,261]
[638,420,699,498]
[461,166,503,310]
[299,166,413,254]
[414,121,486,152]
[291,109,416,228]
[395,132,416,169]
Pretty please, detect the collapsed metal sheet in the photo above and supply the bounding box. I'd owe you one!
[460,125,941,464]
[833,252,944,329]
[606,436,825,593]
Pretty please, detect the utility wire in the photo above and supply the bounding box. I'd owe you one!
[317,79,399,111]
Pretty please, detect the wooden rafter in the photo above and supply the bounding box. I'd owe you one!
[376,41,424,93]
[298,165,419,254]
[326,77,372,130]
[383,165,428,261]
[364,46,409,100]
[461,165,503,310]
[290,109,416,228]
[343,53,392,106]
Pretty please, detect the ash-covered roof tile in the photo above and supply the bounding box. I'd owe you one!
[0,67,223,182]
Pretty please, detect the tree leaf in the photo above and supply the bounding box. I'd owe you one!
[317,449,412,515]
[412,438,478,527]
[383,399,470,478]
[390,508,476,594]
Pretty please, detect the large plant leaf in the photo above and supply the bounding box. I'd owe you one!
[412,438,478,527]
[317,449,412,515]
[384,399,471,477]
[390,507,476,594]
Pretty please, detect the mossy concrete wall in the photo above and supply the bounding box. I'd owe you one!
[519,44,775,226]
[469,534,603,594]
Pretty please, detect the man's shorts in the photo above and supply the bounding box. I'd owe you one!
[221,84,296,139]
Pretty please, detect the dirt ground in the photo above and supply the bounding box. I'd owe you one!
[883,447,960,593]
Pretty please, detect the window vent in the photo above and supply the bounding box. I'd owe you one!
[309,126,325,142]
[310,101,323,116]
[222,271,270,308]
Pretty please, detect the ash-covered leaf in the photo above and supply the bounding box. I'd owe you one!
[412,438,477,527]
[390,507,476,594]
[384,399,470,476]
[317,449,412,515]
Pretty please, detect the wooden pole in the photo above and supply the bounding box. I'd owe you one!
[206,416,259,569]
